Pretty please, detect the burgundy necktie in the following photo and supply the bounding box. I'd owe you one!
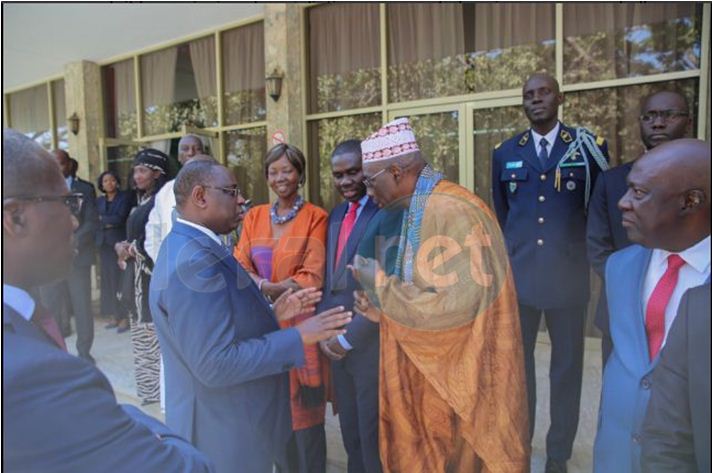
[645,254,685,360]
[335,202,360,267]
[32,304,68,351]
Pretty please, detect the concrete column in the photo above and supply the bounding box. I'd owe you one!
[63,61,105,182]
[264,4,305,150]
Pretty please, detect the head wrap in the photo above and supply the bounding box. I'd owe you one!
[361,117,420,162]
[133,148,168,174]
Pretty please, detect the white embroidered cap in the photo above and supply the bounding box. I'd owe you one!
[361,117,420,162]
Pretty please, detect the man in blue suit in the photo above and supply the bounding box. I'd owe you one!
[593,138,710,473]
[3,128,214,473]
[149,160,353,473]
[317,140,382,473]
[492,73,609,473]
[587,90,692,364]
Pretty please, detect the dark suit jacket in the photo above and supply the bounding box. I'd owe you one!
[641,283,711,473]
[149,222,305,473]
[71,177,98,267]
[2,304,214,473]
[492,123,609,309]
[587,162,634,357]
[317,197,379,351]
[95,190,133,247]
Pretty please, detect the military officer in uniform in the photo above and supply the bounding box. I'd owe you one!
[492,72,609,473]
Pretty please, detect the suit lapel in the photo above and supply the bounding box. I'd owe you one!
[543,124,569,173]
[2,304,54,347]
[518,135,541,173]
[326,202,348,290]
[334,199,378,280]
[628,248,654,372]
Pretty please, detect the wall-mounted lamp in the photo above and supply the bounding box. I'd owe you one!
[68,112,80,135]
[266,68,284,102]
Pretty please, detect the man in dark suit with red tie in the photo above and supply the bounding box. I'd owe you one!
[2,129,214,472]
[318,140,382,473]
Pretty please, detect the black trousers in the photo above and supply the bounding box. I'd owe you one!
[278,423,326,473]
[99,244,127,320]
[519,304,585,461]
[332,352,382,473]
[41,264,94,357]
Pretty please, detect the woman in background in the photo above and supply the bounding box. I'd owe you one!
[115,149,168,405]
[95,170,133,333]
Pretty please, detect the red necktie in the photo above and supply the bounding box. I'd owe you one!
[335,202,360,267]
[645,254,685,360]
[32,304,68,351]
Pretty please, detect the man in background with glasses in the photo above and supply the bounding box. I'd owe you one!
[39,148,98,364]
[3,128,214,472]
[587,90,692,365]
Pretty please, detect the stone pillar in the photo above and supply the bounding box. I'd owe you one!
[63,61,104,183]
[264,4,305,150]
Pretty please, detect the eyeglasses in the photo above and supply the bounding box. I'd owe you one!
[363,168,387,189]
[204,185,242,198]
[4,193,84,216]
[640,110,689,123]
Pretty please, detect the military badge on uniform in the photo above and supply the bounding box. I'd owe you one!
[566,180,577,191]
[560,129,573,144]
[518,132,529,147]
[509,182,518,193]
[506,161,523,169]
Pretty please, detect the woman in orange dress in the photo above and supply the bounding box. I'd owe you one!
[234,143,329,473]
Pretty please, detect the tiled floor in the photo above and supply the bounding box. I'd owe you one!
[69,319,602,473]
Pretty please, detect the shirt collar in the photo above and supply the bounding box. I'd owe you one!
[652,235,711,274]
[353,194,369,209]
[531,122,560,148]
[176,218,223,247]
[3,284,35,321]
[65,175,74,189]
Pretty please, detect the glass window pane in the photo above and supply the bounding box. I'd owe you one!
[141,37,218,137]
[223,22,266,125]
[392,111,460,183]
[52,79,68,150]
[473,106,530,204]
[388,3,555,102]
[225,128,269,206]
[564,79,698,167]
[563,3,702,83]
[107,145,141,191]
[103,59,137,139]
[9,84,51,149]
[307,4,381,113]
[307,113,382,209]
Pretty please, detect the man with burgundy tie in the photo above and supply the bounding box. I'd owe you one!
[317,140,382,473]
[593,138,710,473]
[2,129,214,472]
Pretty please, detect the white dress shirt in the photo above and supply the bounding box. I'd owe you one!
[530,121,561,159]
[144,179,176,262]
[642,235,711,346]
[3,284,35,321]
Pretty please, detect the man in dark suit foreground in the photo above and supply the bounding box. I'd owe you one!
[318,140,382,473]
[642,283,710,473]
[149,160,352,473]
[2,128,214,472]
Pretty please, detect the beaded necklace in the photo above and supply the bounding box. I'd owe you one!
[270,195,304,224]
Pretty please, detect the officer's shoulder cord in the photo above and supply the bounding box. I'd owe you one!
[555,128,610,210]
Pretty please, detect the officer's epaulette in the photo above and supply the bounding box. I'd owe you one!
[560,129,573,144]
[518,132,529,147]
[494,142,502,150]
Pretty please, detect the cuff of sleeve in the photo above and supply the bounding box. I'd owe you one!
[337,334,353,351]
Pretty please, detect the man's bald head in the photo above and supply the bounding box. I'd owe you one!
[619,138,710,251]
[3,130,65,198]
[523,72,560,94]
